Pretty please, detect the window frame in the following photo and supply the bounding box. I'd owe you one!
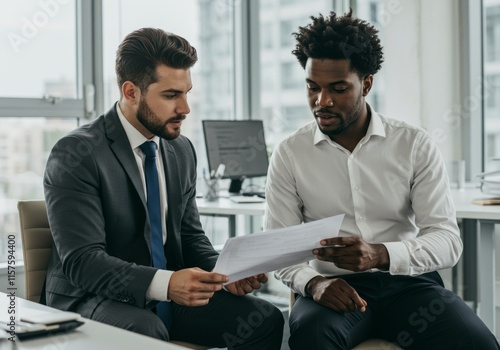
[0,0,97,120]
[0,0,98,268]
[460,0,484,178]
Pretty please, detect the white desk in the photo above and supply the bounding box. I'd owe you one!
[196,197,265,216]
[197,197,265,237]
[197,188,500,334]
[0,293,188,350]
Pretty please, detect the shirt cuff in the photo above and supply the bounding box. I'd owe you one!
[146,270,174,302]
[382,241,410,275]
[294,268,323,296]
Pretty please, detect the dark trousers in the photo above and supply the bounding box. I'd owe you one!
[289,272,499,350]
[76,290,284,349]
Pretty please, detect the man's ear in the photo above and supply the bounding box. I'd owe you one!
[362,75,373,96]
[121,81,141,104]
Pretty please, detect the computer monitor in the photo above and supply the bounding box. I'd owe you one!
[202,120,269,194]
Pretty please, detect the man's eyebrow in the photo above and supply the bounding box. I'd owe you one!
[305,78,349,85]
[159,86,193,94]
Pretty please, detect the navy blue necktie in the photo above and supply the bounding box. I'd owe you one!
[139,141,173,330]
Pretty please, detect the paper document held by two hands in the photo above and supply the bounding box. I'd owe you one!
[213,214,344,284]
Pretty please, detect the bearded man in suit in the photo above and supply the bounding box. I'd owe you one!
[43,27,283,349]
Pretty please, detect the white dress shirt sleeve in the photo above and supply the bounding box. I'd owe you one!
[265,141,322,296]
[383,131,463,276]
[146,270,174,302]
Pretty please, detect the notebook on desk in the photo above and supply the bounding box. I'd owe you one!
[471,197,500,205]
[0,307,84,340]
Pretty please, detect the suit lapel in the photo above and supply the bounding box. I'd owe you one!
[104,107,147,209]
[104,106,153,254]
[160,140,182,267]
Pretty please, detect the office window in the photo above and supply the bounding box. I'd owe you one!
[279,18,304,48]
[281,106,310,132]
[484,1,500,171]
[353,0,386,114]
[260,0,334,150]
[0,118,77,262]
[280,0,303,4]
[369,2,378,23]
[486,74,500,110]
[0,1,89,264]
[0,0,77,99]
[486,5,500,63]
[261,22,274,49]
[281,62,303,89]
[261,65,275,92]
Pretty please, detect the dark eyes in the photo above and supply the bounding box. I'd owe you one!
[163,91,191,99]
[307,85,347,93]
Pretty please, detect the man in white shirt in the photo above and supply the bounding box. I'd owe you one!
[265,10,499,350]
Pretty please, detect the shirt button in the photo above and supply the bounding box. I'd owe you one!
[353,185,359,191]
[358,216,364,222]
[349,155,354,160]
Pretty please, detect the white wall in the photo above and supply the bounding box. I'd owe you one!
[382,0,422,125]
[381,0,462,163]
[419,0,462,162]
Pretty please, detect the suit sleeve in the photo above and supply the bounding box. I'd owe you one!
[44,135,157,308]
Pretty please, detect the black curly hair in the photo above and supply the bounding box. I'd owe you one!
[292,9,384,77]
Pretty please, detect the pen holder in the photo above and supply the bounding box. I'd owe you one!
[204,178,219,201]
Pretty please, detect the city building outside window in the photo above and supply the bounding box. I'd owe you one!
[0,0,81,263]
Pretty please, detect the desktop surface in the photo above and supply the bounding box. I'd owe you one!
[241,191,265,199]
[452,187,500,220]
[196,197,265,216]
[0,293,190,350]
[229,195,265,203]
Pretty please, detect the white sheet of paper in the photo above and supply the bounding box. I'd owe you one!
[213,214,344,283]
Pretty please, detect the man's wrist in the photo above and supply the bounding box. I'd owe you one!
[305,275,325,296]
[375,244,390,270]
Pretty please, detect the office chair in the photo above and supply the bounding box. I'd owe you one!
[289,291,402,350]
[17,200,209,350]
[18,200,52,303]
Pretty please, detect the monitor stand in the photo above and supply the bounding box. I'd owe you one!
[228,178,244,195]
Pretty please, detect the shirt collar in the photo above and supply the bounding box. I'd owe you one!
[313,103,386,146]
[116,102,160,150]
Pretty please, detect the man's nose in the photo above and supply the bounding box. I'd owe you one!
[316,91,334,107]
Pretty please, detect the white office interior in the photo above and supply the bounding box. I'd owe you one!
[0,0,499,346]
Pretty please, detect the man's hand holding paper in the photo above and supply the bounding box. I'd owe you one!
[225,274,268,296]
[313,236,390,272]
[213,214,344,284]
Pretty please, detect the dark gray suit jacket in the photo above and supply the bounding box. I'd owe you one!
[43,104,218,312]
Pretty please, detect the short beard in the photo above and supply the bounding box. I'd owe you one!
[319,93,363,136]
[137,97,184,140]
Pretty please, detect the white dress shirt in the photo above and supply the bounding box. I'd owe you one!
[116,104,172,302]
[265,105,463,296]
